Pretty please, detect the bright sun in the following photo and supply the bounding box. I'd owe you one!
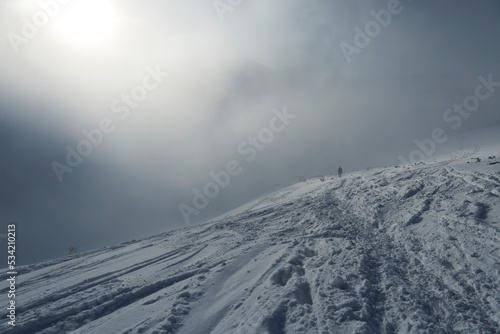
[55,0,115,43]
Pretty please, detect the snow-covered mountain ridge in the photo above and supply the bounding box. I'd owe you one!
[2,148,500,333]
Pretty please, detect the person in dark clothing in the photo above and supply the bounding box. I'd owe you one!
[338,166,343,178]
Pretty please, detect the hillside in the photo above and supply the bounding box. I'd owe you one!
[1,148,500,333]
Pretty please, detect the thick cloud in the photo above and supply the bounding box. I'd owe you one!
[1,0,500,264]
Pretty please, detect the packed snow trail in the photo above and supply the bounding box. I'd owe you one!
[1,153,499,333]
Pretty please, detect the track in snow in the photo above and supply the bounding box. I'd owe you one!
[1,156,499,334]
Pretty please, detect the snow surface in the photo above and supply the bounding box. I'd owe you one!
[1,136,500,334]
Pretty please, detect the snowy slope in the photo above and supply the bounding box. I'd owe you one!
[1,144,500,333]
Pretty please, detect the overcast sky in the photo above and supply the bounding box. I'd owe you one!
[1,0,500,264]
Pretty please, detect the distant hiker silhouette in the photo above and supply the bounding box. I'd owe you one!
[338,166,343,178]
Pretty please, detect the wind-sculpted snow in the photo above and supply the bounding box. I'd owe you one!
[1,154,500,333]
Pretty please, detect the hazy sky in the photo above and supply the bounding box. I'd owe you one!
[1,0,500,264]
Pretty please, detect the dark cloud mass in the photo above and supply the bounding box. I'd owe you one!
[1,0,499,264]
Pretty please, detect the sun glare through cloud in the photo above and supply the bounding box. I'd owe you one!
[53,0,116,44]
